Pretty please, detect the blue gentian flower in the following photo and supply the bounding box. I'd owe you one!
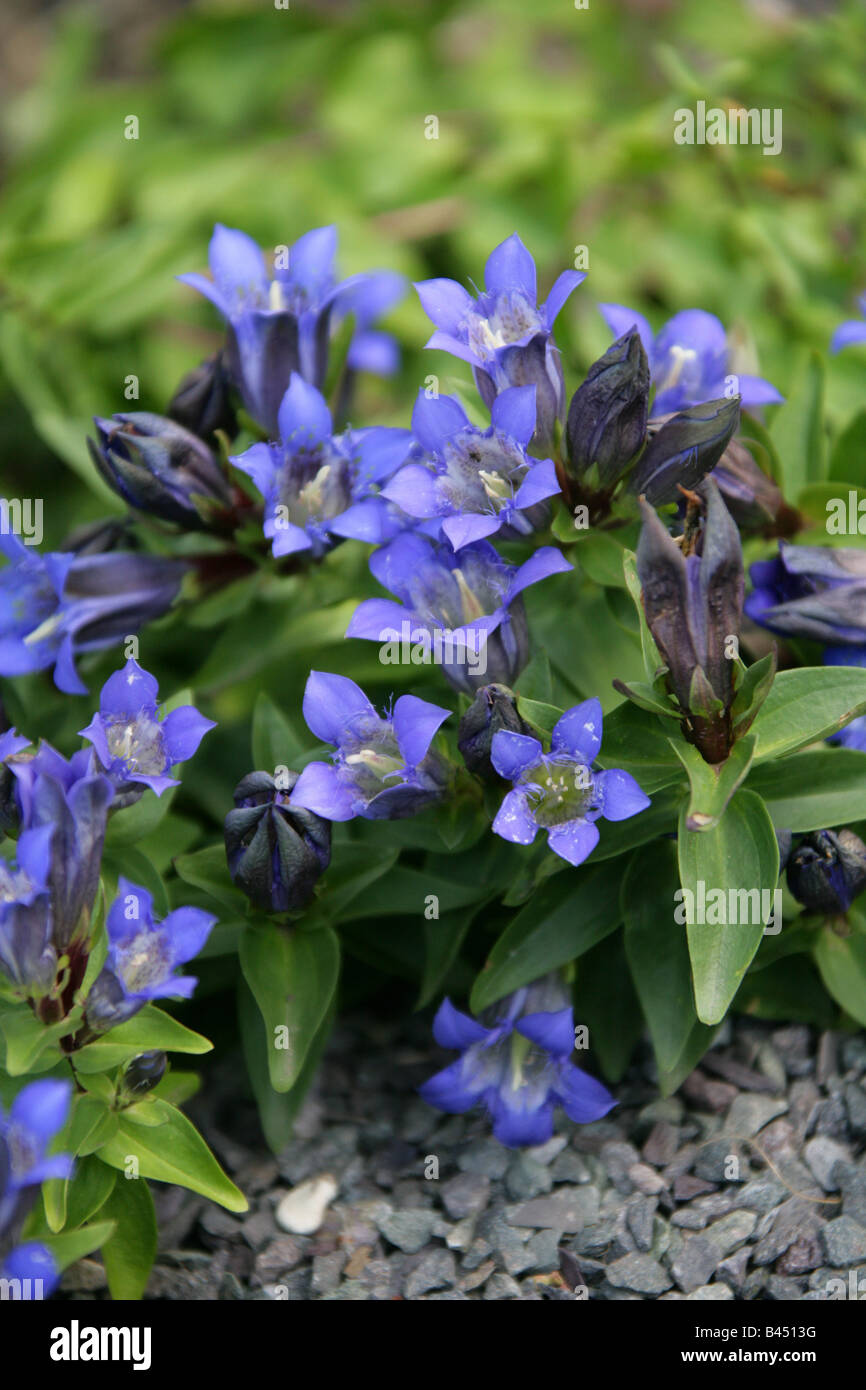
[415,233,584,449]
[10,744,113,953]
[0,824,57,996]
[346,531,572,694]
[830,294,866,354]
[381,385,560,550]
[79,658,215,797]
[0,532,186,695]
[179,224,405,434]
[490,699,650,865]
[231,374,412,558]
[0,1242,59,1298]
[745,542,866,645]
[0,729,29,761]
[599,306,783,417]
[290,671,452,822]
[0,1079,73,1234]
[85,878,216,1031]
[419,975,616,1147]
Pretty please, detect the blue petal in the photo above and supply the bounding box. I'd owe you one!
[547,819,600,866]
[490,730,542,781]
[382,464,441,518]
[9,1078,71,1145]
[599,303,653,358]
[830,320,866,354]
[737,374,784,407]
[504,545,572,604]
[543,269,586,326]
[554,1061,617,1123]
[285,225,337,288]
[490,385,536,446]
[231,442,278,498]
[414,278,475,334]
[354,426,413,484]
[277,374,332,448]
[492,787,538,845]
[552,699,604,762]
[431,997,491,1050]
[98,658,159,721]
[517,1006,575,1058]
[442,513,501,551]
[411,390,469,453]
[346,598,415,642]
[513,457,560,509]
[392,693,451,767]
[208,224,268,303]
[302,670,377,746]
[160,705,216,764]
[161,906,216,965]
[597,767,651,821]
[484,233,536,302]
[489,1091,554,1148]
[419,1058,487,1113]
[291,760,358,821]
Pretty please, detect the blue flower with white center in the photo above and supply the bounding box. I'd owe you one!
[179,224,405,435]
[381,385,560,551]
[290,671,452,822]
[419,975,616,1148]
[831,293,866,354]
[0,824,57,996]
[0,1242,59,1298]
[79,658,215,797]
[415,234,584,450]
[599,305,783,418]
[231,374,412,559]
[346,530,572,695]
[85,878,216,1031]
[0,1079,73,1235]
[490,699,650,866]
[0,530,185,695]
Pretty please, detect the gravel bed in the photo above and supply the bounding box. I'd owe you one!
[60,1015,866,1301]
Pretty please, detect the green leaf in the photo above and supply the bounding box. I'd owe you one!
[575,931,643,1083]
[751,667,866,762]
[71,1005,212,1073]
[736,954,837,1028]
[515,697,562,739]
[418,906,479,1009]
[730,652,777,735]
[303,844,399,925]
[622,549,664,682]
[770,351,825,494]
[515,648,553,702]
[98,1100,247,1211]
[797,482,866,537]
[746,749,866,831]
[238,978,334,1155]
[623,842,715,1086]
[251,691,308,772]
[44,1095,118,1232]
[42,1221,117,1272]
[678,789,780,1024]
[813,928,866,1027]
[611,677,681,719]
[470,862,622,1013]
[0,1006,82,1075]
[830,410,866,486]
[173,845,248,914]
[64,1155,118,1231]
[239,923,339,1092]
[100,1176,158,1300]
[670,733,756,831]
[575,532,630,589]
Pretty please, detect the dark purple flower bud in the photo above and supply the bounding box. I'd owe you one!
[787,829,866,915]
[713,439,797,535]
[59,517,135,556]
[167,351,237,441]
[565,330,649,491]
[457,684,530,782]
[119,1051,167,1099]
[225,770,331,914]
[630,396,741,505]
[636,480,744,763]
[88,413,232,530]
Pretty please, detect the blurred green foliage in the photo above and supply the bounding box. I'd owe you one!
[2,0,866,541]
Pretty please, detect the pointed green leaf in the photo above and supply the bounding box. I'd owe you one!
[239,923,339,1092]
[670,733,756,831]
[97,1100,247,1211]
[100,1176,158,1300]
[751,667,866,762]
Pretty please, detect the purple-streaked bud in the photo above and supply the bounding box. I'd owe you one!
[225,770,332,915]
[167,351,237,442]
[119,1051,167,1098]
[630,396,740,505]
[457,684,531,782]
[88,413,233,530]
[565,330,649,491]
[787,829,866,915]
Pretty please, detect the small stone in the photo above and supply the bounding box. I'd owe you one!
[241,1207,276,1250]
[837,1164,866,1226]
[844,1083,866,1139]
[822,1216,866,1268]
[404,1248,457,1299]
[343,1246,372,1279]
[752,1198,825,1267]
[527,1228,560,1271]
[254,1235,305,1280]
[841,1036,866,1074]
[733,1177,787,1215]
[693,1140,740,1184]
[814,1095,850,1141]
[527,1135,568,1166]
[441,1172,491,1220]
[817,1032,839,1087]
[804,1136,850,1192]
[681,1071,737,1113]
[461,1236,492,1271]
[755,1043,787,1092]
[483,1272,522,1299]
[725,1092,789,1138]
[276,1175,338,1236]
[642,1122,679,1168]
[600,1140,641,1193]
[507,1186,600,1232]
[505,1153,554,1201]
[445,1216,477,1252]
[703,1210,757,1256]
[457,1139,510,1179]
[311,1251,346,1295]
[772,1025,813,1077]
[459,1259,496,1292]
[377,1209,438,1254]
[638,1098,685,1128]
[627,1197,657,1253]
[605,1252,672,1295]
[686,1282,733,1300]
[671,1236,719,1293]
[673,1174,716,1201]
[776,1236,823,1275]
[549,1150,593,1185]
[716,1248,751,1292]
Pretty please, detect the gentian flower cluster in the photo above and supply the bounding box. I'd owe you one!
[0,1079,72,1298]
[420,974,616,1147]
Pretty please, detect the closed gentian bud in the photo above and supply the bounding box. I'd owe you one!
[119,1051,167,1099]
[629,396,740,505]
[167,351,237,442]
[88,413,232,531]
[458,684,530,782]
[636,480,744,763]
[787,829,866,916]
[712,438,790,534]
[565,330,649,491]
[225,770,331,915]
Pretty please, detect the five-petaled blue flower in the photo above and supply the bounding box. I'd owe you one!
[419,975,616,1147]
[382,385,560,551]
[490,699,650,865]
[831,293,866,354]
[231,374,412,559]
[79,658,215,797]
[599,306,783,418]
[346,531,572,694]
[0,531,185,695]
[85,878,216,1030]
[180,224,405,435]
[415,233,584,449]
[0,1079,73,1234]
[290,671,451,822]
